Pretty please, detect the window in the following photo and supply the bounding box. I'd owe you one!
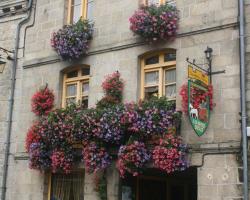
[121,168,197,200]
[62,66,90,108]
[141,50,176,101]
[48,172,85,200]
[68,0,94,24]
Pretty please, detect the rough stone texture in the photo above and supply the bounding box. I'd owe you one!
[0,0,244,200]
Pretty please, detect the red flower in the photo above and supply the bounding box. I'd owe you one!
[31,87,54,116]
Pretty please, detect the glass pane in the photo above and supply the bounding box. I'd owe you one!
[164,53,176,62]
[67,70,78,78]
[66,97,76,105]
[148,0,160,5]
[66,84,77,96]
[145,71,159,86]
[82,82,89,96]
[82,67,90,76]
[165,69,176,83]
[87,0,94,21]
[51,172,84,200]
[145,55,159,65]
[82,96,88,108]
[72,0,82,6]
[165,85,176,98]
[145,87,159,100]
[72,4,81,23]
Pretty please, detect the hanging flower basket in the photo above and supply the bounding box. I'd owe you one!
[51,19,94,60]
[26,72,188,178]
[31,86,54,116]
[129,3,179,42]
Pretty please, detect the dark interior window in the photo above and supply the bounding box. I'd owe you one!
[145,55,159,65]
[121,168,197,200]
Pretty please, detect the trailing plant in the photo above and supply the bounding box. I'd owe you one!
[97,71,124,109]
[129,3,178,42]
[51,19,94,60]
[31,86,54,116]
[94,171,108,200]
[179,83,214,114]
[82,142,112,173]
[152,133,188,173]
[117,141,151,177]
[26,71,187,178]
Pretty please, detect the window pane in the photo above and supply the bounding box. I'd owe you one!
[87,0,94,21]
[145,71,159,86]
[82,67,90,76]
[66,97,76,105]
[165,85,176,98]
[82,82,89,96]
[72,4,81,23]
[145,86,159,100]
[164,53,176,62]
[82,96,88,108]
[165,69,176,83]
[67,84,77,96]
[67,70,78,78]
[51,172,84,200]
[145,55,159,65]
[72,0,82,6]
[148,0,160,5]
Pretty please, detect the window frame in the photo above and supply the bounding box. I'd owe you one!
[67,0,88,24]
[62,65,90,108]
[140,50,176,101]
[47,170,85,200]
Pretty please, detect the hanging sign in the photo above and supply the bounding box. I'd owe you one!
[188,65,209,86]
[188,81,210,136]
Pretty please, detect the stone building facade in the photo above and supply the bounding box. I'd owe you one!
[0,0,246,200]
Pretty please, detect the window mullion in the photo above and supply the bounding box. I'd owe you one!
[159,68,163,97]
[82,0,87,19]
[77,81,81,104]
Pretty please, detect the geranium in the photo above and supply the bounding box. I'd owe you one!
[51,19,93,60]
[129,3,178,42]
[117,141,150,177]
[25,122,41,152]
[31,87,54,116]
[51,149,74,174]
[179,83,214,114]
[82,142,111,173]
[101,71,124,102]
[152,134,188,173]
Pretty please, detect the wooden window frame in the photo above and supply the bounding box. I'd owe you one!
[67,0,87,24]
[140,51,176,100]
[62,66,90,108]
[47,170,85,200]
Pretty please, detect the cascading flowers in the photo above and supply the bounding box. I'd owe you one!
[152,133,188,173]
[82,142,111,173]
[179,83,214,114]
[51,19,93,60]
[117,141,151,177]
[129,3,179,42]
[26,71,188,179]
[31,86,54,116]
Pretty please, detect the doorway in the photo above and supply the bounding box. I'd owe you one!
[121,168,197,200]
